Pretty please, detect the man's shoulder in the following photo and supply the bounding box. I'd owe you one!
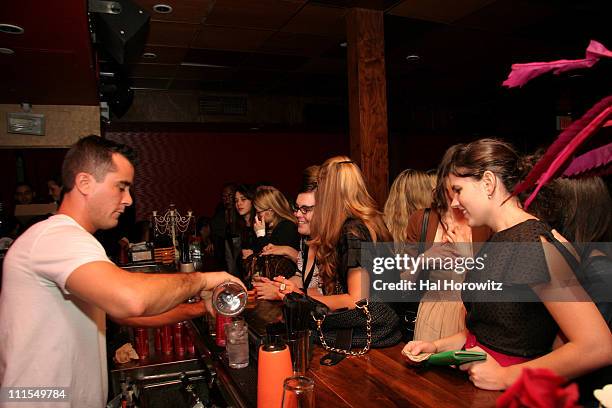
[32,214,84,233]
[12,215,89,248]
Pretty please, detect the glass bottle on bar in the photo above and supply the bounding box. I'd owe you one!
[179,233,194,272]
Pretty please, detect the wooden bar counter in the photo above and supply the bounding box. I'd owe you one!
[308,344,501,407]
[189,300,502,408]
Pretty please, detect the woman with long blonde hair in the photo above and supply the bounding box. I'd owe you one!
[404,146,491,342]
[252,185,300,253]
[384,169,436,243]
[275,156,392,310]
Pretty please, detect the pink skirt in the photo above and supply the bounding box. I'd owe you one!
[465,331,531,367]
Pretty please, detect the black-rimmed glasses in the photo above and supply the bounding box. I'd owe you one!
[256,208,271,216]
[291,203,315,214]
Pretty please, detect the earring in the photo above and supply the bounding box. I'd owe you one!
[487,194,492,199]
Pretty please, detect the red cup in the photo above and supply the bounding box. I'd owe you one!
[134,327,149,359]
[154,327,162,354]
[215,315,232,347]
[161,325,173,355]
[185,329,195,354]
[173,322,185,356]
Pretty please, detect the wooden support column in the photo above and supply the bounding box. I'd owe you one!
[346,8,389,208]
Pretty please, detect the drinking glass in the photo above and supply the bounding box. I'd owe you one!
[224,318,249,368]
[287,330,310,374]
[212,280,247,316]
[281,376,315,408]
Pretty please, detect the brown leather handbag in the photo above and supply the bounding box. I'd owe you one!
[244,254,297,282]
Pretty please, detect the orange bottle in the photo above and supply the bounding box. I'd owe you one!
[257,339,293,408]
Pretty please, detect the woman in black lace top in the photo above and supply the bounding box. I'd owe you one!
[275,156,392,311]
[404,139,612,391]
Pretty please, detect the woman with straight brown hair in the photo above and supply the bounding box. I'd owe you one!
[275,156,392,310]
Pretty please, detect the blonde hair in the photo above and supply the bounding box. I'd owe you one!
[253,186,296,228]
[383,169,436,243]
[310,156,391,294]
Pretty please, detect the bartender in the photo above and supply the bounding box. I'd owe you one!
[0,135,242,408]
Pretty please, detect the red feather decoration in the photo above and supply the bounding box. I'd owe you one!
[562,143,612,178]
[513,95,612,202]
[502,40,612,88]
[522,104,611,208]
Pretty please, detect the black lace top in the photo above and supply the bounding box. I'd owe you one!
[463,219,559,358]
[329,218,372,295]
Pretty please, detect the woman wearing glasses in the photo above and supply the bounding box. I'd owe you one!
[254,166,322,300]
[272,156,392,311]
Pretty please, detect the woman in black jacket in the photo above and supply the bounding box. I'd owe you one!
[251,185,300,253]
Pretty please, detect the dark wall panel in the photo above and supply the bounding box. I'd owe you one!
[106,130,349,221]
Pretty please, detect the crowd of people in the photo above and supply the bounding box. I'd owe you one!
[0,177,64,250]
[0,134,610,407]
[210,138,611,400]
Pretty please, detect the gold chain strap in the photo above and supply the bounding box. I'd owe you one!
[312,299,372,356]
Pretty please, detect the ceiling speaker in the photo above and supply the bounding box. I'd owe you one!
[94,0,150,64]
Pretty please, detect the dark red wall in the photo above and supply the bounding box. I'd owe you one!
[106,128,349,221]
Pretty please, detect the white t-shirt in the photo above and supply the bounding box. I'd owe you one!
[0,214,111,408]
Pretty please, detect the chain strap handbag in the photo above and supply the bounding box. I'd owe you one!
[310,297,402,356]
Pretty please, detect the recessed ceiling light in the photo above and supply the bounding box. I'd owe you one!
[142,52,157,59]
[405,54,420,62]
[153,4,173,13]
[0,24,25,35]
[0,47,15,55]
[339,42,348,48]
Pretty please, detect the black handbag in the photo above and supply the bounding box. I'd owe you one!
[309,297,402,356]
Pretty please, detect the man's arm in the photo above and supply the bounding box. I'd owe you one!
[111,301,205,327]
[66,261,242,318]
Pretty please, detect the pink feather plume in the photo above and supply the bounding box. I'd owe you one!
[503,40,612,88]
[514,95,612,200]
[562,142,612,178]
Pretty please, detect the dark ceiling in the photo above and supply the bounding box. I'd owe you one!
[1,0,610,107]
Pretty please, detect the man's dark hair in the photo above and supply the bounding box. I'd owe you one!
[62,135,136,193]
[48,174,63,187]
[15,182,33,191]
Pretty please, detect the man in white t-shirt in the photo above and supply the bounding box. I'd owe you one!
[0,136,241,408]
